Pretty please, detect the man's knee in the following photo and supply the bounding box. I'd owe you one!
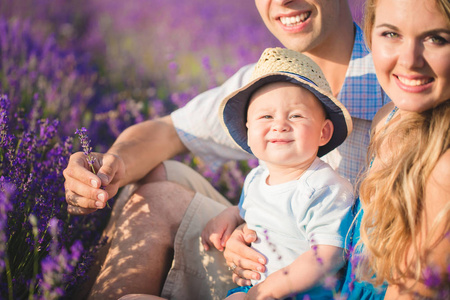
[113,162,170,215]
[138,160,192,185]
[126,181,195,231]
[140,162,168,184]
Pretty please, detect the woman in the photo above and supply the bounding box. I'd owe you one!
[343,0,450,299]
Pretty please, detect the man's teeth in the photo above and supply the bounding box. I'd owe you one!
[397,76,432,86]
[280,12,310,26]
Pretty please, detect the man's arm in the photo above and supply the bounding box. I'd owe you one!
[107,115,186,186]
[64,63,255,215]
[63,115,187,214]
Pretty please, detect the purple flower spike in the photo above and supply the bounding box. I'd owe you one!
[75,127,96,173]
[423,265,442,288]
[75,127,111,209]
[323,275,339,294]
[0,180,15,275]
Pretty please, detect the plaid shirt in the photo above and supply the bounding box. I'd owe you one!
[171,24,389,186]
[338,24,389,120]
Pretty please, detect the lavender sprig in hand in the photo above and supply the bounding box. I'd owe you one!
[75,127,110,209]
[75,128,96,173]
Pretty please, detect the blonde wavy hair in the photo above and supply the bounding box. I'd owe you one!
[358,101,450,287]
[358,0,450,288]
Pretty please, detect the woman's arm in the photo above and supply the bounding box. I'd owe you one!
[385,150,450,299]
[224,223,267,286]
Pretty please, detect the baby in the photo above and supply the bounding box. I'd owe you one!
[203,47,355,299]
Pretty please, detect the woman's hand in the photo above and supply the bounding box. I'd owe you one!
[224,223,267,286]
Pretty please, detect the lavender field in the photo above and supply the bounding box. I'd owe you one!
[0,0,364,298]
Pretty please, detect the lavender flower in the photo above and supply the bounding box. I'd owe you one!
[0,95,8,149]
[323,275,338,290]
[422,262,450,299]
[75,127,112,209]
[0,180,15,281]
[40,218,83,300]
[423,265,442,288]
[347,246,361,293]
[0,93,100,299]
[310,235,324,266]
[75,127,96,173]
[0,17,96,136]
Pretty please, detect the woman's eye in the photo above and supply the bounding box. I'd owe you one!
[382,31,399,39]
[427,35,448,45]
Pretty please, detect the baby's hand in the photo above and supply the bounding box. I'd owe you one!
[201,206,242,252]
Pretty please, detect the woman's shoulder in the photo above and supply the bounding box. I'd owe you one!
[371,101,396,132]
[428,149,450,196]
[423,149,450,242]
[433,149,450,173]
[415,149,450,298]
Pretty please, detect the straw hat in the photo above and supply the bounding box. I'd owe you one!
[219,47,353,157]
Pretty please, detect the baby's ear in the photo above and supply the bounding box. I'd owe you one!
[319,119,333,146]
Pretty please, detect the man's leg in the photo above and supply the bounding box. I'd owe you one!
[88,181,194,299]
[159,161,236,299]
[102,160,231,243]
[74,164,169,299]
[160,191,235,300]
[83,161,235,299]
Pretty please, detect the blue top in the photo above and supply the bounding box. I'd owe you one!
[340,198,387,299]
[340,107,399,299]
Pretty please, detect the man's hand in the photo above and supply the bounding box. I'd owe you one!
[63,152,126,215]
[224,223,267,286]
[201,206,243,251]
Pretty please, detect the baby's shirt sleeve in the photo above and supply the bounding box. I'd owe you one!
[295,163,355,250]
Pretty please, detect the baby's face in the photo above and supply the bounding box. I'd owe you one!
[246,81,332,168]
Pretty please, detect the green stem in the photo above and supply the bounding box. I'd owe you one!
[5,254,13,300]
[28,220,39,299]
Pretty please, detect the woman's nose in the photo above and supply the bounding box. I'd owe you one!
[398,39,425,70]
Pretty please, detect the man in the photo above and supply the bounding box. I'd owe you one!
[63,1,388,299]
